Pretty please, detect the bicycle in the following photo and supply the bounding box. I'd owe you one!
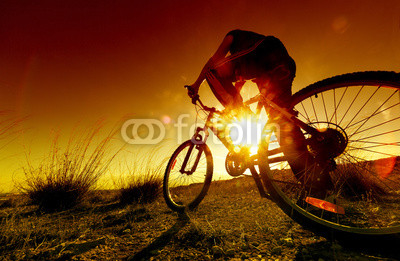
[163,71,400,242]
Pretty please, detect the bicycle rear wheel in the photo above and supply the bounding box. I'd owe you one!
[163,140,213,212]
[259,71,400,242]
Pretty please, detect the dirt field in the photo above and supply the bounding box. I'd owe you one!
[1,176,399,260]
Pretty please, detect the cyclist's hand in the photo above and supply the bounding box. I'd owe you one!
[185,85,197,99]
[185,85,200,104]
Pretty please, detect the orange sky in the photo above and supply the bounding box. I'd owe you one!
[0,0,399,192]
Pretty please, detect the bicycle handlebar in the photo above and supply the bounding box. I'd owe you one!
[184,85,217,113]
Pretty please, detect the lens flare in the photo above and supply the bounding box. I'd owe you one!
[225,110,268,155]
[161,115,171,124]
[374,156,396,179]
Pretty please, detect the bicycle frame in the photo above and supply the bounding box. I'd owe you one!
[186,92,322,199]
[244,94,319,136]
[191,93,319,158]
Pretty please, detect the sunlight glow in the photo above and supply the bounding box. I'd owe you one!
[225,110,268,155]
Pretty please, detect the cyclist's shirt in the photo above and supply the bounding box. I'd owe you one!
[226,29,296,81]
[227,29,265,54]
[207,29,296,108]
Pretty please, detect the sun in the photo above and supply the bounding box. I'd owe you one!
[225,110,269,155]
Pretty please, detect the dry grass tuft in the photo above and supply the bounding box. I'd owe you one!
[19,125,119,212]
[334,162,386,200]
[115,151,165,205]
[118,172,162,205]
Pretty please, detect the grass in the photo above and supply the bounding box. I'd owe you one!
[0,110,24,149]
[118,171,162,205]
[269,158,389,201]
[333,162,386,201]
[115,152,165,205]
[19,125,120,212]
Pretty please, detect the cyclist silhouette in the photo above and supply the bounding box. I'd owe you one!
[188,29,332,192]
[188,29,296,109]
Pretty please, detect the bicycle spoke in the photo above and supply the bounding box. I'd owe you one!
[355,128,400,142]
[335,154,367,199]
[348,143,400,151]
[310,96,319,123]
[341,152,390,179]
[340,152,398,191]
[329,87,348,125]
[349,115,400,139]
[298,101,311,123]
[321,92,328,122]
[268,178,301,186]
[349,140,400,146]
[344,86,380,130]
[332,89,337,124]
[346,89,399,131]
[346,145,399,158]
[340,153,380,186]
[338,86,364,126]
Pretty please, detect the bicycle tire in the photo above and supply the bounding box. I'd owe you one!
[163,140,213,212]
[259,71,400,243]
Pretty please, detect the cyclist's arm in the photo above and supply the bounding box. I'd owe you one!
[190,34,233,93]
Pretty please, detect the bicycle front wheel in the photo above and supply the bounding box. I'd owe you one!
[260,71,400,242]
[163,140,213,212]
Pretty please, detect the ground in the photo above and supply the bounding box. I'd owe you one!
[1,176,399,261]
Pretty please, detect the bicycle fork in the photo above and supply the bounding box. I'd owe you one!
[179,126,209,175]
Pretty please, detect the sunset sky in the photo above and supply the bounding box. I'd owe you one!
[0,0,399,192]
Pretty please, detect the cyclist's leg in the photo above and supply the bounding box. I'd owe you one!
[259,70,333,195]
[268,109,310,175]
[205,63,243,109]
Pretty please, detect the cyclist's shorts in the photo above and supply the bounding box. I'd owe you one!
[234,36,296,81]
